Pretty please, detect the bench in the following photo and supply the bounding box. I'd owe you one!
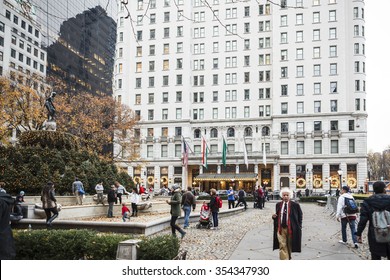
[316,200,327,206]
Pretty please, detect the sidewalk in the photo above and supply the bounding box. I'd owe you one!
[229,202,364,260]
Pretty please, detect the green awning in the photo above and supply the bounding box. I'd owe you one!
[194,173,257,182]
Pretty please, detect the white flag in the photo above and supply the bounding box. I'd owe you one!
[243,138,248,169]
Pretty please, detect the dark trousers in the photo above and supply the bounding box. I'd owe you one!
[170,215,184,235]
[228,200,235,209]
[236,198,247,209]
[371,245,390,260]
[117,193,122,204]
[212,212,219,227]
[131,203,138,216]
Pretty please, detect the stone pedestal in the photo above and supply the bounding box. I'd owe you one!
[116,239,142,260]
[43,120,57,131]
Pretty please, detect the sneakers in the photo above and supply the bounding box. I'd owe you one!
[338,240,347,244]
[183,226,188,229]
[354,243,359,249]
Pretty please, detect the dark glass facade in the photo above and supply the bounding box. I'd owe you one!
[33,0,117,95]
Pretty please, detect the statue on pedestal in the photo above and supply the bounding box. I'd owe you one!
[43,92,57,131]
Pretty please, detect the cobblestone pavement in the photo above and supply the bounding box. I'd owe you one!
[157,202,370,260]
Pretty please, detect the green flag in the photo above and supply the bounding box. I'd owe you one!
[222,137,227,166]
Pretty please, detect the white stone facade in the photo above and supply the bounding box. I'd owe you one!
[114,0,367,193]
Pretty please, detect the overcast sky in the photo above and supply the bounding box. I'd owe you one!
[366,1,390,152]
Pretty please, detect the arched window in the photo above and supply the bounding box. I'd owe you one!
[210,128,218,138]
[244,127,252,137]
[194,129,201,139]
[227,127,235,137]
[262,126,270,136]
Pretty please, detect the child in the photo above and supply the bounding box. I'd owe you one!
[121,202,131,222]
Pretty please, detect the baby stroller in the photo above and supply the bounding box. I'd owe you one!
[196,204,212,229]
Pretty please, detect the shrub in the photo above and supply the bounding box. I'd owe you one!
[19,131,80,151]
[14,229,130,260]
[137,234,180,260]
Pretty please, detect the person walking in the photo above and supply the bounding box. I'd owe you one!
[166,184,186,238]
[272,187,303,260]
[95,181,105,205]
[227,186,235,209]
[258,187,265,209]
[41,182,59,228]
[181,186,196,229]
[336,186,359,248]
[72,177,84,205]
[356,181,390,259]
[130,188,140,217]
[209,188,220,230]
[235,189,247,210]
[115,181,130,204]
[107,185,117,218]
[0,188,16,259]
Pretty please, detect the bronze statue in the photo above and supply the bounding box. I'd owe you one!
[44,92,56,121]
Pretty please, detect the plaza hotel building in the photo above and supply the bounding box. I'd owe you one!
[114,0,367,193]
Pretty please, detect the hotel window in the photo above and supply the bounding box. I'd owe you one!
[163,75,169,86]
[136,62,142,72]
[281,67,288,78]
[281,122,289,133]
[330,120,338,131]
[147,145,153,158]
[244,6,250,17]
[164,12,170,22]
[313,12,320,23]
[296,48,303,59]
[297,102,304,114]
[297,141,305,155]
[213,58,219,69]
[148,93,154,104]
[281,49,288,61]
[176,74,182,85]
[330,63,337,75]
[281,32,288,44]
[314,83,321,94]
[296,14,303,25]
[244,89,250,100]
[281,85,288,96]
[355,80,360,91]
[330,45,337,57]
[349,120,355,131]
[177,42,183,53]
[161,145,168,158]
[313,29,320,41]
[177,58,183,69]
[213,26,219,36]
[176,108,182,119]
[297,84,304,96]
[149,61,155,71]
[162,109,168,120]
[330,100,337,112]
[176,91,182,102]
[314,101,321,113]
[355,98,361,111]
[314,64,321,76]
[213,42,219,52]
[354,61,360,73]
[349,139,355,153]
[244,39,250,50]
[177,26,183,37]
[163,44,169,54]
[137,31,143,41]
[329,10,336,21]
[313,47,320,58]
[330,82,337,93]
[265,105,271,116]
[148,109,154,120]
[135,78,141,88]
[162,92,168,103]
[297,122,304,132]
[213,91,218,102]
[296,31,303,42]
[150,14,156,24]
[135,94,141,105]
[212,108,218,119]
[163,28,169,38]
[329,28,337,39]
[281,141,289,155]
[244,22,250,33]
[259,106,264,117]
[296,66,304,77]
[281,102,288,114]
[280,15,287,26]
[314,140,322,154]
[331,140,339,154]
[314,121,322,131]
[213,74,218,85]
[149,45,155,55]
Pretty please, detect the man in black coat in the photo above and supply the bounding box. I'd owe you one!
[272,187,303,260]
[356,181,390,259]
[0,189,16,260]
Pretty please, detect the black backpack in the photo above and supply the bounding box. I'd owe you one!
[344,197,359,214]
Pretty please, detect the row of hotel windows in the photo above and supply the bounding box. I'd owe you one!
[139,120,353,143]
[138,98,365,121]
[2,11,40,39]
[9,48,45,73]
[143,139,356,158]
[128,74,364,92]
[126,40,364,57]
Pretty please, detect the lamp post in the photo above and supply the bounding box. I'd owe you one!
[337,169,343,190]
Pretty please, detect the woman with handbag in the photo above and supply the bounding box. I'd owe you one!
[41,182,59,228]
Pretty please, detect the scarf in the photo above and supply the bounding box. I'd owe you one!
[278,201,293,236]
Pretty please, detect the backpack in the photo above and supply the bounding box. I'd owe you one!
[216,196,222,208]
[344,197,359,214]
[372,209,390,243]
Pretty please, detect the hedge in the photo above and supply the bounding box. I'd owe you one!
[13,229,180,260]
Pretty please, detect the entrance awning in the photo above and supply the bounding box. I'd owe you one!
[194,173,257,182]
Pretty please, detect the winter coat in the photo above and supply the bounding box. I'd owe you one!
[169,190,182,217]
[356,194,390,257]
[336,193,357,219]
[209,195,219,213]
[0,192,16,259]
[41,188,57,209]
[107,189,117,203]
[181,191,196,210]
[273,200,303,253]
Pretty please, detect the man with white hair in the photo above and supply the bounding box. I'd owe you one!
[272,187,303,260]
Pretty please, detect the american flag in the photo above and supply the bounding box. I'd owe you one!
[182,138,189,168]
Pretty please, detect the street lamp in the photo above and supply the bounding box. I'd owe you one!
[337,169,343,190]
